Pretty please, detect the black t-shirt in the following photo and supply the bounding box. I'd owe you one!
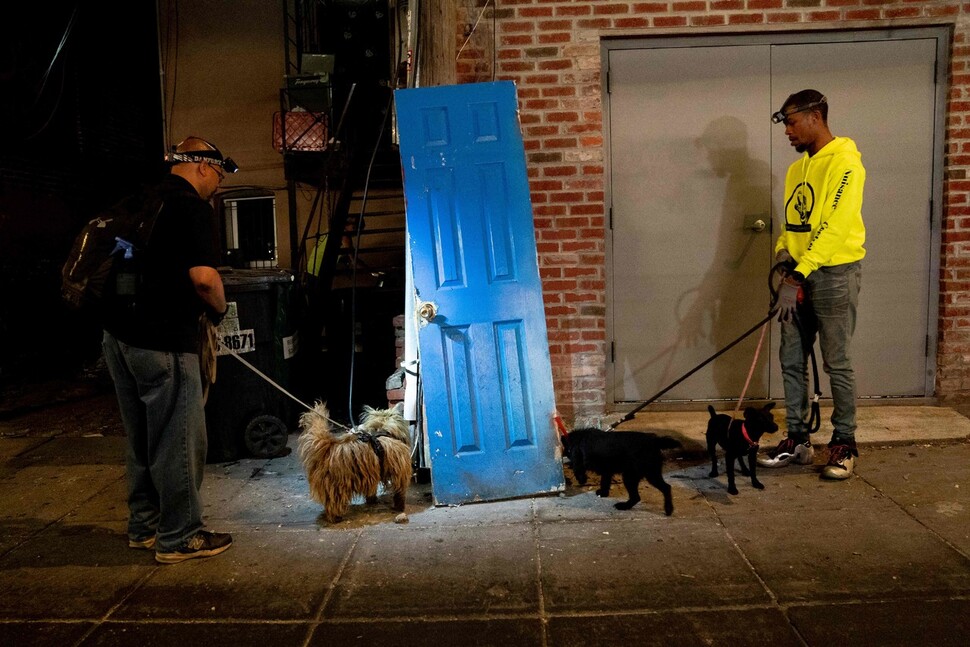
[104,175,221,353]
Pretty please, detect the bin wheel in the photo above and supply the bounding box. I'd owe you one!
[244,415,288,458]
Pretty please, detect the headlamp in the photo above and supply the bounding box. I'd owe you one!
[165,149,239,173]
[771,97,827,124]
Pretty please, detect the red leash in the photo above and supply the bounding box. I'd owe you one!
[732,319,770,419]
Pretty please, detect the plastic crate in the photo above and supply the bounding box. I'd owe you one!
[273,111,328,152]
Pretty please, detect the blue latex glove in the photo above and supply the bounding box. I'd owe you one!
[775,275,801,323]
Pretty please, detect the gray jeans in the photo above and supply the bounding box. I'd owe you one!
[102,331,207,550]
[779,262,861,445]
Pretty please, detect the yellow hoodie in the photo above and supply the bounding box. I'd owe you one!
[775,136,866,278]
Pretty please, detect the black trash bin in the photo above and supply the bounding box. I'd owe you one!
[204,268,299,462]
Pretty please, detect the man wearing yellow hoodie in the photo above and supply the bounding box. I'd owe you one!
[758,90,865,480]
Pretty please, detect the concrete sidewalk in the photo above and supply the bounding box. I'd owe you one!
[1,404,970,646]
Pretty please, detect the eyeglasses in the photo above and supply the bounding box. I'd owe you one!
[208,161,226,182]
[771,97,827,124]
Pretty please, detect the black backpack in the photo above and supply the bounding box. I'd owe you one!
[61,187,165,315]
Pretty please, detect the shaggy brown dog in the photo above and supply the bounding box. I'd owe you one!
[298,402,412,523]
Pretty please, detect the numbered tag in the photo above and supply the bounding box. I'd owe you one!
[283,332,299,359]
[217,329,256,355]
[214,302,255,355]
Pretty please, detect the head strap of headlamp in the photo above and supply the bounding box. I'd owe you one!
[771,96,827,124]
[165,150,239,174]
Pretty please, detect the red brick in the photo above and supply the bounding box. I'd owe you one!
[564,266,599,278]
[564,292,598,303]
[593,3,629,14]
[544,305,578,317]
[547,111,580,123]
[524,99,560,110]
[576,18,612,29]
[570,204,605,216]
[927,5,960,17]
[539,59,573,71]
[808,11,842,20]
[500,21,536,33]
[730,13,765,24]
[539,32,573,44]
[616,17,650,28]
[556,5,591,16]
[535,205,568,217]
[530,179,563,191]
[549,191,585,203]
[545,138,580,148]
[519,6,553,18]
[500,61,535,72]
[543,279,579,291]
[632,2,668,12]
[526,73,559,84]
[654,16,688,27]
[542,86,577,97]
[537,19,572,31]
[844,9,881,19]
[502,35,534,46]
[885,7,921,19]
[562,241,600,253]
[526,126,559,137]
[566,123,602,134]
[691,14,727,26]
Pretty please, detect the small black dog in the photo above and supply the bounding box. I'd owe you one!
[561,428,681,516]
[706,402,778,495]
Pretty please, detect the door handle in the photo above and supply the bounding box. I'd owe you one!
[748,219,767,233]
[417,301,438,323]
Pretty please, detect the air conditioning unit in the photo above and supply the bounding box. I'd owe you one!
[222,194,277,268]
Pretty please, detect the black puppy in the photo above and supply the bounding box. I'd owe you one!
[706,402,778,495]
[561,428,681,516]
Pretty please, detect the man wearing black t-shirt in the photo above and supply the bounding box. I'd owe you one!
[102,136,236,564]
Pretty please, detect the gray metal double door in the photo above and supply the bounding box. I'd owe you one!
[607,29,946,404]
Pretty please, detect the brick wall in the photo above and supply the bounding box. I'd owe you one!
[452,0,970,424]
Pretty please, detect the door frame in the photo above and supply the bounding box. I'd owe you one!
[602,25,950,410]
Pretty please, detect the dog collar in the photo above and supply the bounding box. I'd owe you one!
[741,422,758,449]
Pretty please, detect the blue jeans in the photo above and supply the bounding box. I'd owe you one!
[102,331,207,550]
[779,262,861,446]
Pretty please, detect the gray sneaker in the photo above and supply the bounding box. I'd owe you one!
[155,530,233,564]
[821,444,856,480]
[757,437,814,468]
[128,535,156,550]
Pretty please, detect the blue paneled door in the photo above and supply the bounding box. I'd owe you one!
[395,81,565,505]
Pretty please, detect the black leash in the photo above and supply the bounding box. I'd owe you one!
[609,262,822,432]
[799,317,823,434]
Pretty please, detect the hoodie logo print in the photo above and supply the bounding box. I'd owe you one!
[785,182,814,233]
